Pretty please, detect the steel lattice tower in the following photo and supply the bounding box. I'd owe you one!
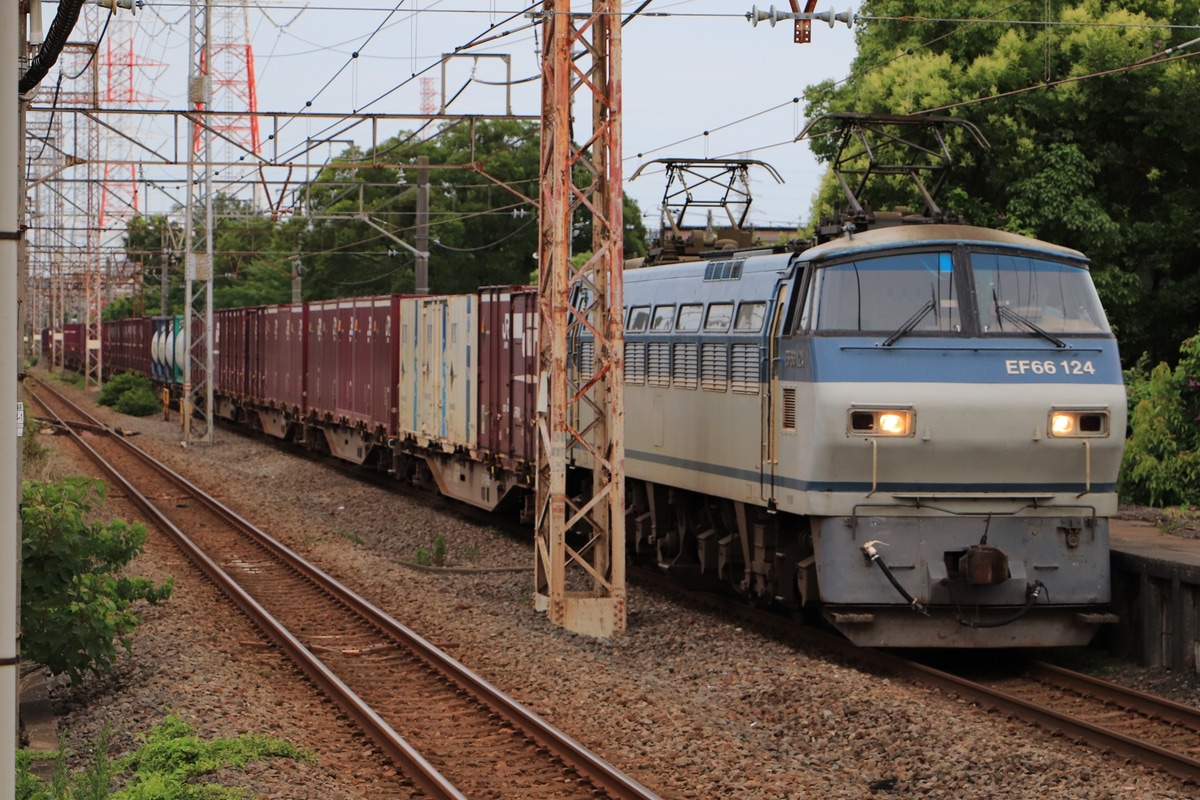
[534,0,626,637]
[183,0,259,444]
[207,1,261,189]
[99,14,163,316]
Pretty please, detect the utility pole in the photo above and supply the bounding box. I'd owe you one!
[534,0,626,637]
[3,3,22,798]
[415,154,429,295]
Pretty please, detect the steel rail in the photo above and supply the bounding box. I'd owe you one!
[1028,661,1200,734]
[630,565,1200,785]
[29,381,468,800]
[30,378,663,800]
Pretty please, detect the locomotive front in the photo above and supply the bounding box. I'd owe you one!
[784,224,1125,647]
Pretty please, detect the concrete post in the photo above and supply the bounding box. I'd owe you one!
[2,1,23,796]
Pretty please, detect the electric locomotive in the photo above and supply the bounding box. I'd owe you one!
[621,115,1124,647]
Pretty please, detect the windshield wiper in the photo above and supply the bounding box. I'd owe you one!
[882,299,935,347]
[993,297,1068,348]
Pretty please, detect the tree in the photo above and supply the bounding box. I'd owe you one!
[293,119,648,299]
[1120,328,1200,505]
[21,478,173,684]
[804,0,1200,364]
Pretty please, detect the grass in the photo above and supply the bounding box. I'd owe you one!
[17,716,314,800]
[332,529,364,545]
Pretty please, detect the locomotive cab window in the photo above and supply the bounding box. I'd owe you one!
[651,305,676,332]
[734,302,767,332]
[705,303,733,332]
[676,304,703,332]
[628,306,651,332]
[972,253,1110,335]
[813,251,960,335]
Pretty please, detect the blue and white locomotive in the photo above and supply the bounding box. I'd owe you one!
[622,223,1123,647]
[620,116,1124,648]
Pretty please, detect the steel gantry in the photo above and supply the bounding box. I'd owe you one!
[534,0,626,637]
[183,0,214,445]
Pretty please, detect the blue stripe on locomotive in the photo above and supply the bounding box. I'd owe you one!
[793,337,1123,385]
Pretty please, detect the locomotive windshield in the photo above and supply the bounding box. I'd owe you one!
[811,251,960,334]
[806,248,1110,337]
[972,253,1110,335]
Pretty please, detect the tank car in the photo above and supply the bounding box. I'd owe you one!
[621,220,1124,647]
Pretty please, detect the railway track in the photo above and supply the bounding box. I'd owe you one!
[29,377,663,800]
[632,568,1200,785]
[30,376,1200,788]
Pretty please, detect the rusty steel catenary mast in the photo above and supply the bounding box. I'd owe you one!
[534,0,626,637]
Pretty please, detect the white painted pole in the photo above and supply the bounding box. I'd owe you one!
[1,0,23,795]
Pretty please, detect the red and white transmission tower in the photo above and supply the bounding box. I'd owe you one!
[99,13,163,316]
[206,2,261,188]
[420,76,437,116]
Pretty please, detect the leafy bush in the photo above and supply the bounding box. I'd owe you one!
[23,418,47,475]
[21,478,173,684]
[113,386,161,417]
[17,717,313,800]
[99,374,160,416]
[1120,330,1200,506]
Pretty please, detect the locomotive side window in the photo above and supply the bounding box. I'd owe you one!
[676,304,703,332]
[813,251,960,334]
[705,303,733,332]
[972,253,1110,335]
[651,305,676,332]
[628,306,651,332]
[734,302,767,332]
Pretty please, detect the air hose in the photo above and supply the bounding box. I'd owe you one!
[958,580,1047,629]
[861,540,929,616]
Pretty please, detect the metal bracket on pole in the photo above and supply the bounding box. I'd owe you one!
[358,215,430,260]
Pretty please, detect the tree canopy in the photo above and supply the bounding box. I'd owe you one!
[804,0,1200,364]
[117,119,648,315]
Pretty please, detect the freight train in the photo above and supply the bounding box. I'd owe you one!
[42,221,1126,649]
[41,114,1127,648]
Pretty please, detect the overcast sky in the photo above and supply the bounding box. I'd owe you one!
[52,1,861,230]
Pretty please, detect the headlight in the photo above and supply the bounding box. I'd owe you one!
[848,407,914,436]
[1048,409,1109,438]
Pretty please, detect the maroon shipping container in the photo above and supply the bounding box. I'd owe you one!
[62,323,85,369]
[103,317,152,377]
[337,299,357,417]
[213,308,252,398]
[363,295,400,436]
[260,303,306,412]
[306,300,341,421]
[306,296,398,435]
[478,286,538,469]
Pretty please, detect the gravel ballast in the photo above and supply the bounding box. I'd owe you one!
[23,376,1200,800]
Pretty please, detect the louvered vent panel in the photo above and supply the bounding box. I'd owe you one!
[703,259,746,281]
[648,342,671,388]
[701,343,728,392]
[782,387,797,430]
[625,342,646,385]
[731,343,760,395]
[673,343,698,389]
